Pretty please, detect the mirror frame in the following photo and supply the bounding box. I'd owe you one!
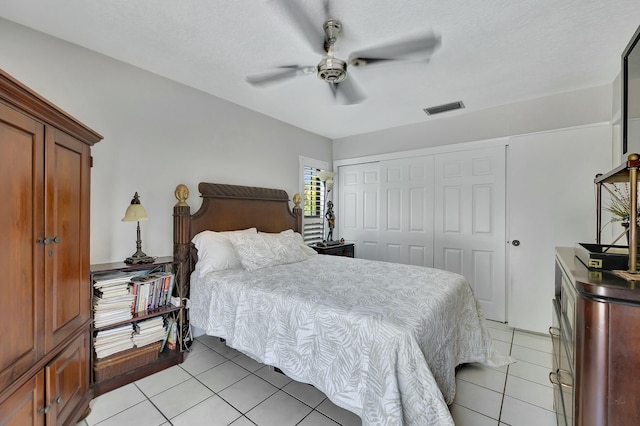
[622,25,640,155]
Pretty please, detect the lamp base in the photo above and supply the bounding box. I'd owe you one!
[124,255,156,265]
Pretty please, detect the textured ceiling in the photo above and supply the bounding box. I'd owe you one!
[1,0,640,139]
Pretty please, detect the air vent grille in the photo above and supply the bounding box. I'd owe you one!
[423,101,465,115]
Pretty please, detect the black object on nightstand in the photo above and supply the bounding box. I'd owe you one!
[312,243,355,258]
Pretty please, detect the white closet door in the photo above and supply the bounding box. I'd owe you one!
[434,146,507,321]
[338,162,381,260]
[507,125,612,333]
[379,156,435,266]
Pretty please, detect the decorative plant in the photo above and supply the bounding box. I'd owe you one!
[605,183,640,224]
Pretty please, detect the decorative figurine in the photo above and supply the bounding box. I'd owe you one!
[325,200,335,242]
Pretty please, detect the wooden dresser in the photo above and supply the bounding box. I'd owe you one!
[553,247,640,426]
[0,70,102,425]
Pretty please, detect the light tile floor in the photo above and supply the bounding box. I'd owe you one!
[77,320,557,426]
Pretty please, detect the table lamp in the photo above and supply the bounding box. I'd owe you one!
[122,192,155,264]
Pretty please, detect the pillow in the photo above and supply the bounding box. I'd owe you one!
[191,228,257,276]
[229,229,316,271]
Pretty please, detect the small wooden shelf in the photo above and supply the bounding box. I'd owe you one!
[90,257,184,397]
[91,346,183,397]
[92,305,182,332]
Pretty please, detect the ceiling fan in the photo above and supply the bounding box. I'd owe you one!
[245,1,441,105]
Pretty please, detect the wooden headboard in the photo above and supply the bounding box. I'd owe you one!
[172,182,302,300]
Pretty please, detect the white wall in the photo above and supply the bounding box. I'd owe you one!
[0,18,332,263]
[333,85,614,160]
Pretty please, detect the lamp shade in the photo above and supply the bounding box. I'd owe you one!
[317,171,336,183]
[121,192,149,222]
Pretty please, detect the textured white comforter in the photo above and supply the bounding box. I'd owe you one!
[190,255,510,425]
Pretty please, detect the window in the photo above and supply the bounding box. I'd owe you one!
[300,157,329,245]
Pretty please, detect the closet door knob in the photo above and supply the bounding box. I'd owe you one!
[52,236,60,244]
[512,240,520,246]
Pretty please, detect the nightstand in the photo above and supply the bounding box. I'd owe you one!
[312,243,355,258]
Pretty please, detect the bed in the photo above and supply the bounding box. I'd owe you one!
[172,182,511,426]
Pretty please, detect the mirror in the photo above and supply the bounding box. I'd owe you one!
[623,25,640,155]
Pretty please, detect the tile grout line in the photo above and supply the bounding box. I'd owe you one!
[497,329,515,425]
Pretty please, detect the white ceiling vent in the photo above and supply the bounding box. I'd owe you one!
[423,101,465,115]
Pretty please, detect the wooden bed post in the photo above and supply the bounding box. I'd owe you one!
[173,184,191,299]
[292,192,302,234]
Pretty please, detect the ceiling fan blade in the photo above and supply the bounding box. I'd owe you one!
[278,0,326,55]
[245,65,312,87]
[348,31,441,66]
[332,77,366,105]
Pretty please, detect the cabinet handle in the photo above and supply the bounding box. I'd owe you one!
[549,371,560,385]
[548,326,560,338]
[557,369,573,388]
[37,236,60,245]
[38,404,51,414]
[53,396,63,404]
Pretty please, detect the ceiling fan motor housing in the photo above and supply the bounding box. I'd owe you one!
[317,57,347,83]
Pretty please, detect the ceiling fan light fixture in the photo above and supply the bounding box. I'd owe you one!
[423,101,465,115]
[317,57,347,83]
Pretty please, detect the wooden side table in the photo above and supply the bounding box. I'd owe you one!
[312,243,355,258]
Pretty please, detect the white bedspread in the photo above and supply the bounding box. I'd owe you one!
[190,255,511,425]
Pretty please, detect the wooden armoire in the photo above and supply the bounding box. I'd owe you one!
[0,69,102,425]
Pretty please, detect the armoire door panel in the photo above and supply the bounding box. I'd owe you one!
[0,103,45,392]
[0,371,45,426]
[45,129,91,353]
[45,333,89,426]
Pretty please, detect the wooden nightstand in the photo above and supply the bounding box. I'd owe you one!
[312,243,355,258]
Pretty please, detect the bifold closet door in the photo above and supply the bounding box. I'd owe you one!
[433,146,507,322]
[379,157,435,266]
[338,162,381,260]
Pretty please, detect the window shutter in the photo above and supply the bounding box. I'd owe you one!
[303,165,326,245]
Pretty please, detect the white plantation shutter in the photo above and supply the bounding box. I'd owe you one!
[300,157,329,245]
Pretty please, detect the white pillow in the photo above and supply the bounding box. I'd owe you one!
[230,229,316,271]
[191,228,257,276]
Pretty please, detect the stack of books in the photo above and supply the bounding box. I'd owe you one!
[130,272,175,314]
[132,317,167,348]
[94,324,134,359]
[93,271,137,328]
